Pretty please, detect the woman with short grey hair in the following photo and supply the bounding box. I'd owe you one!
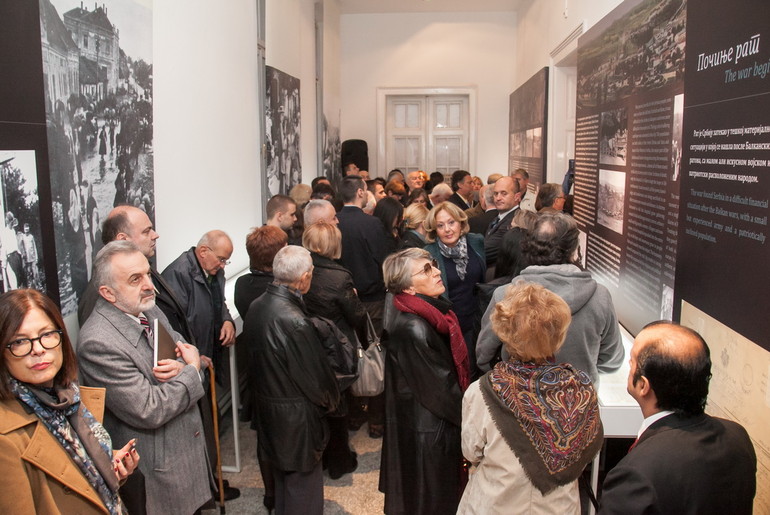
[379,248,470,515]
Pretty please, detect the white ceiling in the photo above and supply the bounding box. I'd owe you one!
[338,0,522,14]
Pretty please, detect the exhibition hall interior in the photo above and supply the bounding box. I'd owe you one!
[0,0,767,513]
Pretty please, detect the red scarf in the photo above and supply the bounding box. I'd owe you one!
[393,293,470,391]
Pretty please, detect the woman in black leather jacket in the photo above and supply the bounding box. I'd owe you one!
[379,248,471,515]
[302,221,367,479]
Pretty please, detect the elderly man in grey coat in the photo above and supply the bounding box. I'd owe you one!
[78,241,211,514]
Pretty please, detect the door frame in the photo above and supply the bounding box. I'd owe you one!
[376,87,477,177]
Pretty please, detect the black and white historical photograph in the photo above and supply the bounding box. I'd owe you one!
[577,0,686,109]
[265,66,301,199]
[39,0,154,314]
[600,107,628,166]
[321,114,341,185]
[597,168,626,234]
[508,67,548,185]
[670,93,684,181]
[0,151,46,292]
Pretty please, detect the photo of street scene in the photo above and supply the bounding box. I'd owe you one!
[265,66,301,199]
[577,0,686,109]
[0,151,46,293]
[597,169,626,234]
[600,108,628,166]
[39,0,154,314]
[671,93,684,181]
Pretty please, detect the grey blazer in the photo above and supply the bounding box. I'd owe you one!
[78,298,211,515]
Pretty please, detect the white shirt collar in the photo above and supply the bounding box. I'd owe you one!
[125,311,147,324]
[638,410,675,438]
[497,206,518,220]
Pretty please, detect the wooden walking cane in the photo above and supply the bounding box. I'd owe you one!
[209,363,226,514]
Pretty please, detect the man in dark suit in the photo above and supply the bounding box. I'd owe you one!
[447,169,475,210]
[484,175,521,279]
[77,206,194,345]
[336,174,389,437]
[599,322,756,514]
[466,185,497,235]
[336,175,389,332]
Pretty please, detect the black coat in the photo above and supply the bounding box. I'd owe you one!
[484,207,518,267]
[233,269,273,319]
[304,253,366,345]
[599,413,756,515]
[233,268,274,429]
[242,283,340,472]
[337,205,389,302]
[467,208,497,235]
[379,295,464,515]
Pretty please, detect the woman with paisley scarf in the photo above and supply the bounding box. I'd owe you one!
[423,202,486,378]
[458,282,603,514]
[378,248,471,515]
[0,289,139,514]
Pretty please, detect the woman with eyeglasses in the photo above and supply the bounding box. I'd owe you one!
[423,201,486,378]
[0,289,139,514]
[379,248,470,515]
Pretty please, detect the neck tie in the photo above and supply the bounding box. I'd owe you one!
[488,217,501,233]
[138,315,153,343]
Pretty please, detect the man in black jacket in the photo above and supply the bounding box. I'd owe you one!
[336,175,389,332]
[243,245,340,514]
[336,175,390,437]
[599,322,756,514]
[484,176,521,279]
[77,206,193,344]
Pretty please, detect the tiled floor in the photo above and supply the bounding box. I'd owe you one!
[203,419,385,514]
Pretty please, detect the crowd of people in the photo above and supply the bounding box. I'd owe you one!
[0,167,757,515]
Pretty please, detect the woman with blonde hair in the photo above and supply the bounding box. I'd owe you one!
[302,221,366,479]
[458,282,603,514]
[424,201,485,377]
[401,203,429,248]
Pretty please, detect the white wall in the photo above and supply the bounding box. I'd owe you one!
[339,12,517,179]
[513,0,623,88]
[513,0,623,181]
[265,0,319,185]
[153,0,261,274]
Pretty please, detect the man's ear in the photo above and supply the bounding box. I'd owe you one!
[115,233,129,241]
[98,285,116,304]
[637,374,653,397]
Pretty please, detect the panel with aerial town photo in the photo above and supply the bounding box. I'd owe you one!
[577,0,686,110]
[38,0,154,315]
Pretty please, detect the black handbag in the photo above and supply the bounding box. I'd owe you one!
[349,313,385,397]
[309,315,358,391]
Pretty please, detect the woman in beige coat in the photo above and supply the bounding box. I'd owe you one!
[0,289,138,514]
[458,283,603,514]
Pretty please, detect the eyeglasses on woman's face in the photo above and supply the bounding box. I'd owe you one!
[411,259,439,277]
[5,330,63,358]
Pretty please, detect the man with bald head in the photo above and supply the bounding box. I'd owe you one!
[162,230,235,369]
[77,206,193,345]
[161,230,240,502]
[599,322,756,514]
[484,175,521,277]
[304,199,339,227]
